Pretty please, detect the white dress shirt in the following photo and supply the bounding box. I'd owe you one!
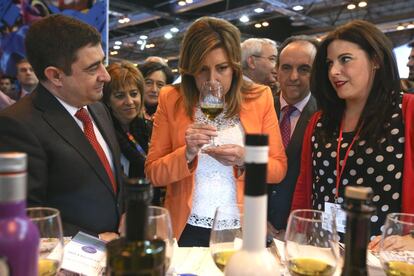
[279,92,311,137]
[55,96,114,171]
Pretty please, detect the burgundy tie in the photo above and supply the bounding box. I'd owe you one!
[75,108,117,193]
[280,105,296,149]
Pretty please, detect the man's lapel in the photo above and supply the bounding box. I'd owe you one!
[33,86,116,195]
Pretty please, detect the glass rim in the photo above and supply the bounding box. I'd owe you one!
[386,212,414,226]
[148,205,170,218]
[290,209,325,222]
[26,207,60,221]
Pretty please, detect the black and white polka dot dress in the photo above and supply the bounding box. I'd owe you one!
[311,104,404,238]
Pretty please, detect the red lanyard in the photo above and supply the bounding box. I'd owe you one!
[335,121,362,200]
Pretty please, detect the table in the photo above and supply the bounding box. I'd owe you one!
[168,240,386,276]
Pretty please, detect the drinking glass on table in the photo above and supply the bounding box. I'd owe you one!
[285,209,339,276]
[147,206,174,271]
[199,80,224,146]
[379,213,414,275]
[27,207,64,276]
[209,204,243,272]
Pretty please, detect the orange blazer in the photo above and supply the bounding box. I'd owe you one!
[145,84,287,238]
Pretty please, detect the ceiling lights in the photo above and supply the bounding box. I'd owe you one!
[292,5,304,11]
[118,17,130,24]
[240,15,249,23]
[255,21,270,28]
[254,8,264,13]
[396,22,414,30]
[178,0,193,6]
[347,1,367,10]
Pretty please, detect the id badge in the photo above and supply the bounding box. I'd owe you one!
[324,202,346,233]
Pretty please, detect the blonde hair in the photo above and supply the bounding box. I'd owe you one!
[103,62,145,117]
[178,16,251,118]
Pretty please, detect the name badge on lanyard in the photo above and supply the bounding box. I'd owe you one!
[324,202,347,233]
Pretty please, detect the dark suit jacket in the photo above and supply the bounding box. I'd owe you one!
[0,84,123,236]
[268,94,317,230]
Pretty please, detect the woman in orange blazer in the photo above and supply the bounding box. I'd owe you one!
[145,17,287,246]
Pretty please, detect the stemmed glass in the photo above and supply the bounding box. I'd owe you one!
[209,204,243,272]
[147,206,174,271]
[199,80,224,146]
[285,209,339,276]
[379,213,414,275]
[27,207,64,276]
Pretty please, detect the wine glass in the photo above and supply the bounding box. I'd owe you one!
[199,80,225,146]
[26,207,64,276]
[210,204,243,272]
[146,206,174,271]
[285,209,339,276]
[379,213,414,275]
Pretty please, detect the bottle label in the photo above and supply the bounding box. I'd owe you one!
[245,146,268,163]
[324,202,346,233]
[0,256,10,276]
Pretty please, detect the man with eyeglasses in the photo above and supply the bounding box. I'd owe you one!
[241,38,278,91]
[268,35,319,231]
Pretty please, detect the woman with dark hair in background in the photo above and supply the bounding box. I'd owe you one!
[138,61,174,126]
[103,62,150,179]
[291,20,414,249]
[138,61,174,205]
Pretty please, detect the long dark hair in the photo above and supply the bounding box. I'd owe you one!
[311,20,401,144]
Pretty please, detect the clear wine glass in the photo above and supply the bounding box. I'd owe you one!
[26,207,64,276]
[209,204,243,272]
[285,209,339,276]
[146,206,174,272]
[199,80,224,146]
[379,213,414,275]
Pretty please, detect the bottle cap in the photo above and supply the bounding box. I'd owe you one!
[245,134,268,146]
[0,152,27,173]
[0,152,27,202]
[345,186,373,201]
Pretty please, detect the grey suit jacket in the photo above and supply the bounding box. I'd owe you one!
[268,94,318,230]
[0,84,123,236]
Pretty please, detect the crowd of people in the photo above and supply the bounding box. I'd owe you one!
[0,13,413,250]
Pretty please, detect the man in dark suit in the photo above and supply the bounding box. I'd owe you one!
[0,15,122,241]
[268,36,319,231]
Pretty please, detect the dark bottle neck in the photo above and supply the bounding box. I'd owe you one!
[341,200,375,276]
[126,200,148,242]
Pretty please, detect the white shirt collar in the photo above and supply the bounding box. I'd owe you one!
[279,92,311,113]
[54,96,86,117]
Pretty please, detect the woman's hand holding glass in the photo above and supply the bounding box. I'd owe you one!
[27,207,64,276]
[284,209,339,276]
[378,213,414,275]
[184,123,217,163]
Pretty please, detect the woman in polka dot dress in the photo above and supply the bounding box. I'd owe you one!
[291,20,414,250]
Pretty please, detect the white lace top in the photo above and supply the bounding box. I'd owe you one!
[187,107,244,228]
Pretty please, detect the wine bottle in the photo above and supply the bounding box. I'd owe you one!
[225,134,280,276]
[106,178,166,275]
[341,186,376,276]
[0,152,40,276]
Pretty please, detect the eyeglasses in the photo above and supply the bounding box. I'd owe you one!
[252,55,277,64]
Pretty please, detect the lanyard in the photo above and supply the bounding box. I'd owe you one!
[335,121,362,201]
[126,131,147,159]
